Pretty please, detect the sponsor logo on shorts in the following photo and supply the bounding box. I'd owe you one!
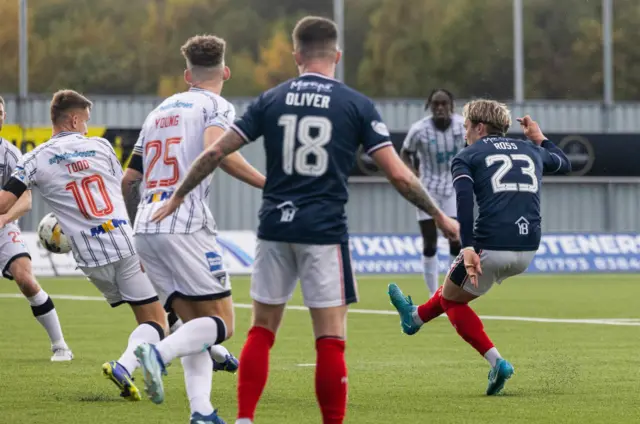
[205,252,223,272]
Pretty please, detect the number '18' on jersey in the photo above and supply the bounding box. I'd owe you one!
[232,73,392,244]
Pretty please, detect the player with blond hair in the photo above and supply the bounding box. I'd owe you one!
[389,99,571,395]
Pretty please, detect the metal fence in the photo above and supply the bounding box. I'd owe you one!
[4,96,639,233]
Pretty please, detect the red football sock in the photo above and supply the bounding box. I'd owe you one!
[237,326,275,421]
[315,337,347,424]
[440,297,494,356]
[416,285,445,323]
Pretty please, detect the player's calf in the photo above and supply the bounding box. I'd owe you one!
[9,257,72,361]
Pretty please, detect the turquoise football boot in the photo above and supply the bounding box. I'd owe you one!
[388,283,421,335]
[486,358,515,395]
[134,343,167,404]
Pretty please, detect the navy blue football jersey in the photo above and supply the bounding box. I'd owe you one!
[451,136,570,251]
[232,73,392,244]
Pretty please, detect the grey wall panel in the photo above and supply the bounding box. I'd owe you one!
[17,180,640,234]
[4,94,640,133]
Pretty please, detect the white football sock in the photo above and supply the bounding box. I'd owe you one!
[209,344,230,363]
[422,255,439,297]
[236,419,253,424]
[484,347,502,368]
[28,289,66,348]
[156,317,225,365]
[182,351,214,416]
[118,323,163,375]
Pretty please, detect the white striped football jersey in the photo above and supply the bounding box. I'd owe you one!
[132,87,236,235]
[12,132,136,267]
[0,138,24,225]
[402,114,466,197]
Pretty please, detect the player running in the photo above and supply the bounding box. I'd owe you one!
[0,96,72,361]
[152,16,459,424]
[388,100,571,395]
[124,35,265,424]
[401,89,465,297]
[0,90,168,400]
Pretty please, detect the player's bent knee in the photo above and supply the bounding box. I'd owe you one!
[9,258,39,296]
[210,316,229,344]
[310,305,348,340]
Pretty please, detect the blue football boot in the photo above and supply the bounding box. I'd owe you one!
[102,360,141,401]
[388,283,421,335]
[486,358,515,395]
[213,353,239,374]
[190,410,226,424]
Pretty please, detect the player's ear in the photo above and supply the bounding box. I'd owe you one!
[335,49,342,65]
[293,50,303,67]
[223,66,231,81]
[184,69,192,86]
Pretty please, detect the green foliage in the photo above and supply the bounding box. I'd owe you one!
[0,0,638,100]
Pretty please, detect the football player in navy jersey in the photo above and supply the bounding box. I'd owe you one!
[152,15,459,424]
[389,100,570,396]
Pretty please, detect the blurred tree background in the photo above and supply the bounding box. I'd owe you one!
[0,0,638,99]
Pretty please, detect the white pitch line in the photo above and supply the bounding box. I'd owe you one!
[0,293,639,326]
[296,364,316,367]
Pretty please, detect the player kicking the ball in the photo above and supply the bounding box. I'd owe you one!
[0,90,168,401]
[388,100,570,395]
[0,96,72,361]
[152,16,458,424]
[122,35,265,424]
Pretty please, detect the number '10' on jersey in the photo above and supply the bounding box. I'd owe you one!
[232,73,392,244]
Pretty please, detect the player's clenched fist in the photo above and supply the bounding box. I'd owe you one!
[517,115,546,145]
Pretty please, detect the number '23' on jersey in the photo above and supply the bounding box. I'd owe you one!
[451,136,570,251]
[231,73,392,244]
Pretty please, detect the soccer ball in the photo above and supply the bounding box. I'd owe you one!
[37,213,71,254]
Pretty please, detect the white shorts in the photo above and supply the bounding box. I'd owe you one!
[447,249,536,296]
[0,224,31,280]
[79,254,159,307]
[134,229,231,311]
[416,192,457,221]
[251,239,358,308]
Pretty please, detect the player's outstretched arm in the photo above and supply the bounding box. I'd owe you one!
[370,145,459,241]
[122,166,143,223]
[0,190,31,228]
[220,152,265,189]
[150,129,245,223]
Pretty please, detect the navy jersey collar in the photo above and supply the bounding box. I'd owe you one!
[299,72,338,82]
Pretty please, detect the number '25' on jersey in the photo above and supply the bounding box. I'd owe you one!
[451,136,570,251]
[232,73,392,244]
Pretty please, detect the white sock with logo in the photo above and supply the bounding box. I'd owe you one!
[118,323,163,375]
[422,255,439,297]
[156,316,225,365]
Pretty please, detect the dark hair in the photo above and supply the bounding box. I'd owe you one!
[425,88,455,112]
[181,35,226,68]
[50,90,92,125]
[292,16,339,59]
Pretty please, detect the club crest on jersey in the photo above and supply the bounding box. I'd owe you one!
[516,216,529,235]
[277,201,298,223]
[206,252,223,272]
[371,121,390,137]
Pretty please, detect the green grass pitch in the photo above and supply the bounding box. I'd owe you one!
[0,274,639,424]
